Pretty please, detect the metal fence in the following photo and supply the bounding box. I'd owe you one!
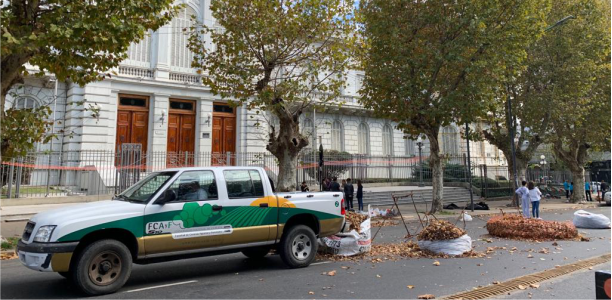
[0,149,588,199]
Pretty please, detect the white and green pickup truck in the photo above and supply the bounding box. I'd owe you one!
[17,167,345,295]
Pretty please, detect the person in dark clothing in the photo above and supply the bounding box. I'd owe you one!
[601,180,609,198]
[356,179,364,212]
[329,177,341,192]
[344,178,354,211]
[300,181,309,192]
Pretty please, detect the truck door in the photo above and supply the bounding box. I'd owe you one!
[143,170,228,255]
[215,169,276,246]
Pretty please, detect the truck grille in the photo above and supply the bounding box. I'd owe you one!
[22,221,35,242]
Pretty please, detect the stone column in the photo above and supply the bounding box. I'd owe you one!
[153,24,171,80]
[150,93,170,153]
[197,98,213,153]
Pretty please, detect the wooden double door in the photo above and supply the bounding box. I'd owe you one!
[116,94,149,155]
[212,103,236,165]
[167,99,196,166]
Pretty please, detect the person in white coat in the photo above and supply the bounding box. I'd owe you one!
[528,181,542,219]
[515,181,530,218]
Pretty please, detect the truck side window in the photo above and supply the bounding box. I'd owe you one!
[168,171,218,202]
[224,170,265,198]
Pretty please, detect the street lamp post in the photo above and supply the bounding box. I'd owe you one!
[465,123,474,212]
[416,136,424,187]
[540,155,548,184]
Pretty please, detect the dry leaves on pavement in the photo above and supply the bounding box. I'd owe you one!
[417,294,435,299]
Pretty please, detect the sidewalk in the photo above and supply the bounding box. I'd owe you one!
[385,197,603,222]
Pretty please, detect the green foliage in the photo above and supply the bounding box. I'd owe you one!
[1,0,178,158]
[358,0,549,138]
[1,106,53,158]
[543,0,611,167]
[189,0,355,111]
[1,237,20,250]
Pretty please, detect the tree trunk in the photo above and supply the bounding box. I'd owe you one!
[551,141,589,204]
[570,166,586,203]
[1,53,32,161]
[266,104,309,192]
[426,130,443,214]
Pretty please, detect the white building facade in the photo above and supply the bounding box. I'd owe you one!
[5,0,507,168]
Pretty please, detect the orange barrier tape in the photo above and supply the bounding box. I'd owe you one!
[1,156,425,172]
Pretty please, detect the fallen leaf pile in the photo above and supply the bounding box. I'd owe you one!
[345,211,368,232]
[486,214,578,241]
[417,294,435,299]
[417,220,466,241]
[0,252,17,260]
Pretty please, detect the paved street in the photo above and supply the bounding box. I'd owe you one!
[496,262,610,299]
[2,206,610,299]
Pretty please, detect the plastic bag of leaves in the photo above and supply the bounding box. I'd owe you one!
[417,220,471,255]
[319,206,372,256]
[486,214,578,240]
[573,210,611,229]
[417,220,466,241]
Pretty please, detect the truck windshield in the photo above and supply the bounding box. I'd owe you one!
[115,171,177,203]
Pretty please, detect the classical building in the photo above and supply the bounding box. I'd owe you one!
[5,0,507,168]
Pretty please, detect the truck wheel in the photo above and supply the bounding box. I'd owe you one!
[242,246,271,259]
[279,225,317,268]
[72,239,132,295]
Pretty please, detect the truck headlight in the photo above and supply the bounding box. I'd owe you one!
[33,226,56,242]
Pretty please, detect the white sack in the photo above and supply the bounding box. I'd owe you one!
[319,206,372,256]
[573,210,611,229]
[417,234,472,256]
[461,212,473,222]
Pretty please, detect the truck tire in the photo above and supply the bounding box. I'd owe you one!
[72,239,132,295]
[278,225,317,268]
[241,246,271,259]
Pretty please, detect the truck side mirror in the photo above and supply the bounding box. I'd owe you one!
[155,189,177,205]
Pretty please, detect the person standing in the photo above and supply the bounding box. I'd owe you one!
[356,179,364,212]
[569,182,574,197]
[515,181,530,218]
[528,181,542,219]
[601,180,609,198]
[563,180,570,199]
[344,178,354,211]
[329,177,341,192]
[585,181,592,202]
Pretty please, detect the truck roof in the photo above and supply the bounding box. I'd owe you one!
[161,166,266,172]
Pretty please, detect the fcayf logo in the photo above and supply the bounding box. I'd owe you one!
[335,201,339,207]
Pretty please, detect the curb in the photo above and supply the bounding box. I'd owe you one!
[4,218,30,223]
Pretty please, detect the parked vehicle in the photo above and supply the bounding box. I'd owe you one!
[17,167,345,295]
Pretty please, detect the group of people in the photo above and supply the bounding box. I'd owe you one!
[300,177,365,212]
[564,179,609,202]
[515,181,543,219]
[517,179,611,219]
